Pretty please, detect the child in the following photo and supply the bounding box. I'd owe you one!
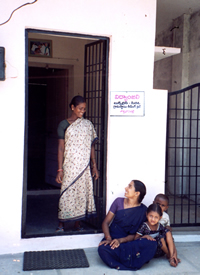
[135,204,179,267]
[153,193,180,264]
[153,194,171,231]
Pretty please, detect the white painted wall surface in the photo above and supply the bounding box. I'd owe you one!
[0,0,167,255]
[107,89,168,210]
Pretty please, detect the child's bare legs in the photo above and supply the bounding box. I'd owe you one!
[166,231,179,267]
[173,242,181,263]
[160,238,169,256]
[160,237,178,267]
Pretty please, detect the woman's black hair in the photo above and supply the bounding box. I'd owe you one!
[147,203,162,217]
[69,95,86,108]
[133,180,146,203]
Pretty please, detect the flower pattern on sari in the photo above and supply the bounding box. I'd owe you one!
[58,118,97,221]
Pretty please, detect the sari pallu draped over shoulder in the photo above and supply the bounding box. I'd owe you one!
[109,203,147,239]
[58,117,98,222]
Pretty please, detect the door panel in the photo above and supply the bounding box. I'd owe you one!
[84,40,108,228]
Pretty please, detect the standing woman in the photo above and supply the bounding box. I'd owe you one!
[55,95,99,232]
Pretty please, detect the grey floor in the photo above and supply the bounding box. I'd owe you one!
[25,193,99,238]
[0,242,200,275]
[26,193,59,236]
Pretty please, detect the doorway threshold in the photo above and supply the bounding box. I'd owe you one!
[27,189,60,195]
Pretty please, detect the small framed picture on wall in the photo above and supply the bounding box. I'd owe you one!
[28,39,52,58]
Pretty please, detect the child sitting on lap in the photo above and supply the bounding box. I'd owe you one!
[134,204,179,267]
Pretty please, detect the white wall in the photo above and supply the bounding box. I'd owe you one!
[107,89,167,210]
[0,0,165,254]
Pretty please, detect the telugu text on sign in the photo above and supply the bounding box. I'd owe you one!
[110,91,145,116]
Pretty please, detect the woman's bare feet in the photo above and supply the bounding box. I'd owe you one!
[56,222,64,232]
[55,226,64,232]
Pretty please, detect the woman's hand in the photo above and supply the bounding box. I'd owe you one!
[98,238,120,250]
[56,139,64,184]
[110,239,120,249]
[101,211,115,245]
[98,239,112,246]
[56,171,63,184]
[92,166,99,180]
[90,144,99,180]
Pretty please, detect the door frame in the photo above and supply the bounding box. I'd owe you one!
[22,28,109,238]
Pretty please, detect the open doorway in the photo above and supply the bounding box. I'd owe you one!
[22,29,109,238]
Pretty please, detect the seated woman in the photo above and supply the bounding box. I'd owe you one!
[98,180,157,271]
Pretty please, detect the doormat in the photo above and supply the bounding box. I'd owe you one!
[23,249,89,271]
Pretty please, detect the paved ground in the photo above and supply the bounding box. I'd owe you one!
[0,242,200,275]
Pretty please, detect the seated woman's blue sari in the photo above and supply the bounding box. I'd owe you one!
[109,202,147,239]
[98,198,157,271]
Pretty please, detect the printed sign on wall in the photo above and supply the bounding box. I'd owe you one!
[110,91,145,116]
